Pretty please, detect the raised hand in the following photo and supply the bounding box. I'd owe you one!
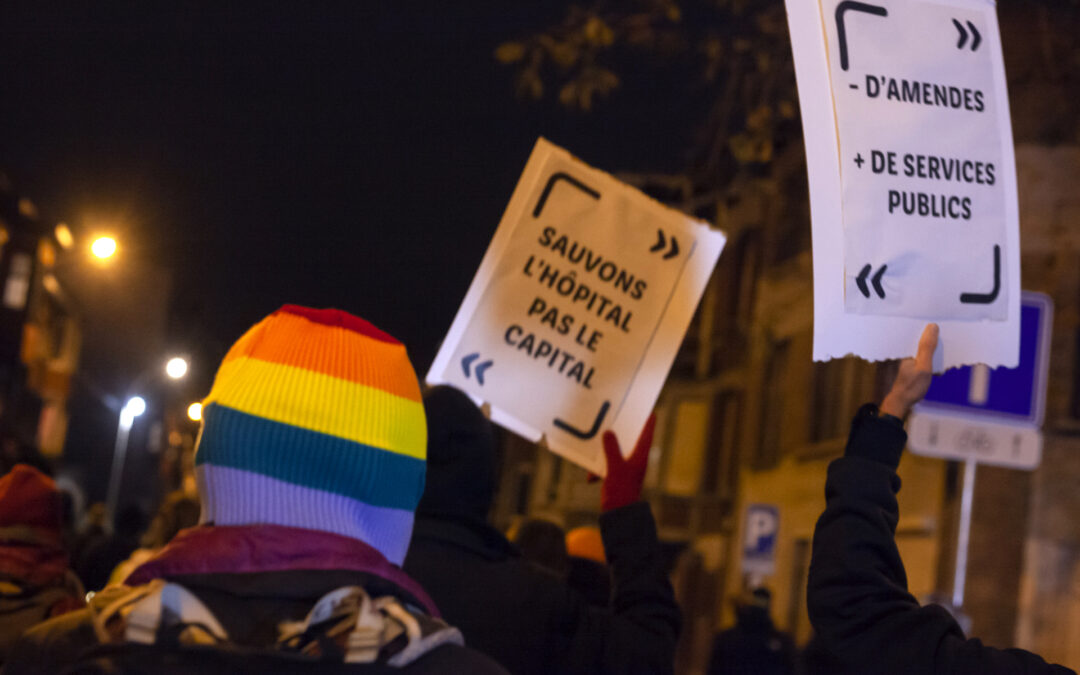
[880,323,939,419]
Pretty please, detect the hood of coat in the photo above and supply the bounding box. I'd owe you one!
[125,524,439,617]
[416,386,497,523]
[410,513,518,563]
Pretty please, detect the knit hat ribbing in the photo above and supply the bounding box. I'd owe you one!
[194,305,426,565]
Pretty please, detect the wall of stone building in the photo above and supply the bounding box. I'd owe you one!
[1011,145,1080,669]
[964,465,1033,647]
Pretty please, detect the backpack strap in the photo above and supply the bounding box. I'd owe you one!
[277,586,464,666]
[377,598,464,668]
[88,581,462,668]
[91,580,229,646]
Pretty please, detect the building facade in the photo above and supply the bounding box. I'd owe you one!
[0,174,81,459]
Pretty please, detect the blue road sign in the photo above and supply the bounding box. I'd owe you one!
[742,504,779,576]
[919,292,1053,426]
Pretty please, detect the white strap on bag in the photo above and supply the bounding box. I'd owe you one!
[379,599,461,668]
[277,585,463,665]
[91,581,462,667]
[92,579,229,646]
[277,585,391,663]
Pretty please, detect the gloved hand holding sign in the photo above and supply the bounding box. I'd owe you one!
[599,414,656,512]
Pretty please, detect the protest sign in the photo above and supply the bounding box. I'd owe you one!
[786,0,1021,368]
[428,138,726,474]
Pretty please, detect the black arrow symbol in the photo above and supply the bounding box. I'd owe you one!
[959,245,1000,304]
[533,172,600,218]
[835,2,888,71]
[855,263,887,299]
[553,401,611,441]
[461,352,494,385]
[953,19,981,51]
[649,229,680,260]
[953,19,968,49]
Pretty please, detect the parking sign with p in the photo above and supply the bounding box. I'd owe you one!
[742,504,780,577]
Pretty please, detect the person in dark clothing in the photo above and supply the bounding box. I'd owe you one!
[0,465,84,664]
[565,526,613,607]
[808,324,1074,674]
[73,503,146,591]
[6,306,506,674]
[707,588,797,675]
[800,633,844,675]
[513,518,569,578]
[404,385,681,675]
[0,433,53,478]
[107,490,201,586]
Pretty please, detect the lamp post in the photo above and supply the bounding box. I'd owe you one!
[104,396,145,525]
[103,356,189,526]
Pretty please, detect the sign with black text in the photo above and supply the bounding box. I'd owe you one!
[428,139,726,474]
[786,0,1021,367]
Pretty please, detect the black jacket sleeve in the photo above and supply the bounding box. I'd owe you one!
[556,501,681,675]
[807,403,1073,675]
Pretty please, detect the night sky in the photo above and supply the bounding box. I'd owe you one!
[1,1,703,396]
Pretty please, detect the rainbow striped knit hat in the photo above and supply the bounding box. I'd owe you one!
[195,305,426,565]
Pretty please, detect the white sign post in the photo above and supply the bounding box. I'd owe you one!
[785,0,1021,368]
[428,139,726,474]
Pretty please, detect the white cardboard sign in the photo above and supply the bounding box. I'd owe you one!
[427,138,726,474]
[786,0,1021,368]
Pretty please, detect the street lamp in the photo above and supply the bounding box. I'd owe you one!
[187,402,203,422]
[90,236,117,260]
[104,358,188,525]
[54,223,75,250]
[165,357,189,380]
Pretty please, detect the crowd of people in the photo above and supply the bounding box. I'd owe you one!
[0,308,1070,673]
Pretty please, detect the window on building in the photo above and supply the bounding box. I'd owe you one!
[546,456,564,503]
[702,392,740,498]
[710,232,761,374]
[514,471,532,516]
[756,339,790,469]
[811,357,883,444]
[810,359,851,443]
[663,397,710,496]
[1073,325,1080,420]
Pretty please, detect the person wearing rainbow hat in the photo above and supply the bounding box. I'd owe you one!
[6,305,506,673]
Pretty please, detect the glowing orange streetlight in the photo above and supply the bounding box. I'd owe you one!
[90,236,117,260]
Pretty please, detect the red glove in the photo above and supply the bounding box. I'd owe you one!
[600,414,656,512]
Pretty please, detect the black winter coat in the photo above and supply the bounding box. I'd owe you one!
[808,403,1073,675]
[707,606,797,675]
[403,502,681,675]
